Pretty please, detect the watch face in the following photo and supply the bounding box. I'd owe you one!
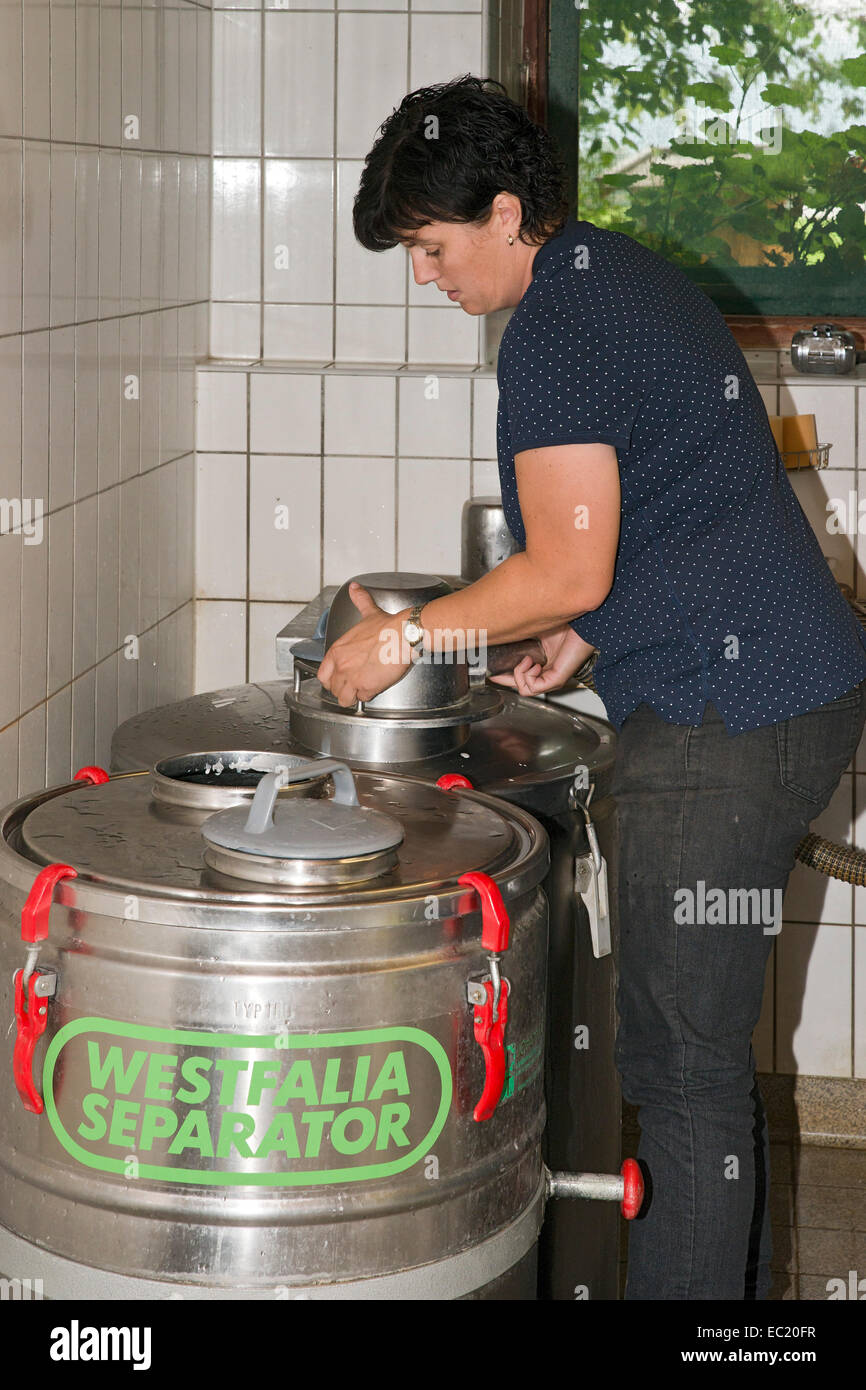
[404,621,422,645]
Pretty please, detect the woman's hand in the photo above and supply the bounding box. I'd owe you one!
[316,583,412,706]
[489,624,596,697]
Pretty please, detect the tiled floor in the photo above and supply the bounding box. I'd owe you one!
[619,1103,866,1300]
[767,1143,866,1300]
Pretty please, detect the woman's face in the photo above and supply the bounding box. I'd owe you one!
[395,208,541,315]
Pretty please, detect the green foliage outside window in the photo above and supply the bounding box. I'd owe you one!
[574,0,866,313]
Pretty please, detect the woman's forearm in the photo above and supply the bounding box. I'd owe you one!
[397,552,603,647]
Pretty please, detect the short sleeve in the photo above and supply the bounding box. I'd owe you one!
[499,296,642,456]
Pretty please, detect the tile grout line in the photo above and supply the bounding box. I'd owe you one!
[2,599,196,742]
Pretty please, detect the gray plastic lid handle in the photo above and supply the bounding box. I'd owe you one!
[243,759,359,836]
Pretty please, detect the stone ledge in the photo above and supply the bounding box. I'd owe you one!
[196,359,498,377]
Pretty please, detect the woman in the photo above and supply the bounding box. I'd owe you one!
[316,75,866,1300]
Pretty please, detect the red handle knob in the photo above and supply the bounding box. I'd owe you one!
[458,870,510,954]
[436,773,474,791]
[74,765,109,784]
[21,864,78,945]
[620,1158,644,1220]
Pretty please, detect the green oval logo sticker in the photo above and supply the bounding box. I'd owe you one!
[43,1018,453,1187]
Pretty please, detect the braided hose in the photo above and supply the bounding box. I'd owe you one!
[794,833,866,885]
[574,582,866,883]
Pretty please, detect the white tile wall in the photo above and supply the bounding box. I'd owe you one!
[855,926,866,1078]
[334,306,405,363]
[210,302,260,360]
[335,162,405,306]
[95,653,118,770]
[407,305,481,366]
[263,160,334,305]
[97,318,121,488]
[263,13,335,159]
[398,374,471,457]
[250,372,320,453]
[195,454,248,598]
[776,922,852,1077]
[0,530,22,729]
[249,455,321,600]
[213,11,261,157]
[197,370,248,452]
[0,0,209,799]
[397,457,470,573]
[73,495,99,676]
[249,601,305,682]
[323,454,396,584]
[208,5,491,368]
[336,14,409,161]
[47,508,74,696]
[20,521,48,713]
[264,305,334,361]
[18,704,46,801]
[45,686,72,787]
[138,624,158,714]
[324,374,396,456]
[194,599,247,691]
[0,725,17,817]
[472,456,500,495]
[211,159,261,303]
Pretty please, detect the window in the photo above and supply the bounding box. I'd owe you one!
[542,0,866,317]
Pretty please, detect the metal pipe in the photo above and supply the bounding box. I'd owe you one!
[546,1168,624,1203]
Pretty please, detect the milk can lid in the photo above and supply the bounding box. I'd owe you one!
[13,752,543,909]
[200,761,404,886]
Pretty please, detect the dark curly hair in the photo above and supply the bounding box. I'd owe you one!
[353,75,569,252]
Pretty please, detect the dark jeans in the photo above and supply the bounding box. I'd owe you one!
[611,680,866,1300]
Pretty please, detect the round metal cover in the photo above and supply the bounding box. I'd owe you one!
[16,762,523,904]
[110,681,615,820]
[200,763,404,886]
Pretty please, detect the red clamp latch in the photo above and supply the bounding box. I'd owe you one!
[470,978,510,1122]
[13,970,55,1113]
[13,864,77,1113]
[459,870,512,1123]
[74,765,109,784]
[436,773,474,791]
[620,1158,645,1220]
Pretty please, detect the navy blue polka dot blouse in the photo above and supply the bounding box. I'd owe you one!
[496,216,866,734]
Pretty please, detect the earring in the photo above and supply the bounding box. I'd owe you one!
[507,234,514,245]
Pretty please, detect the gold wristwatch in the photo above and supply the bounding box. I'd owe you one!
[403,603,426,651]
